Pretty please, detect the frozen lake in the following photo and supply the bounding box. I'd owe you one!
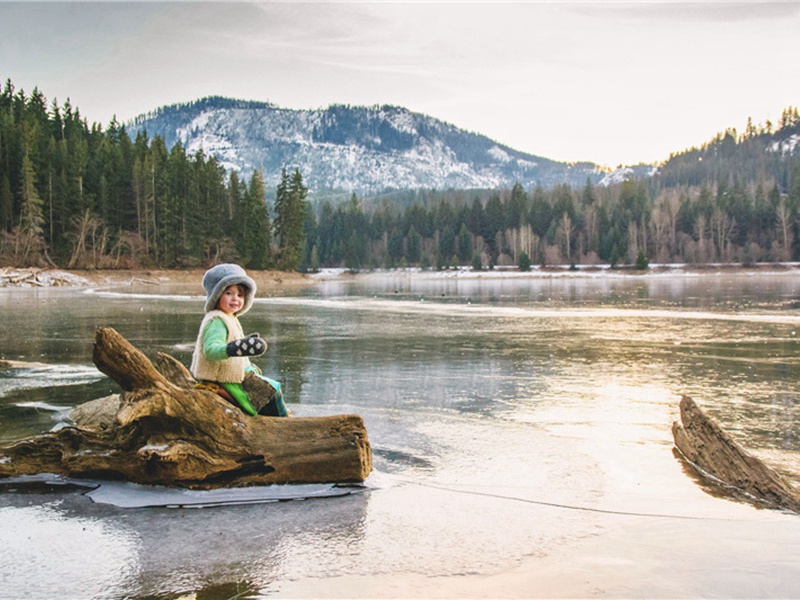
[1,270,799,598]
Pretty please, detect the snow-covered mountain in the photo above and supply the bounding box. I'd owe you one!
[129,97,606,192]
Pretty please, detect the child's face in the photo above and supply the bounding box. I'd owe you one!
[217,284,247,315]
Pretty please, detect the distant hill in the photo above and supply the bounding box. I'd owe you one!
[128,96,800,196]
[655,111,800,191]
[129,97,607,192]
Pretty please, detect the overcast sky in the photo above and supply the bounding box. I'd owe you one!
[2,1,799,168]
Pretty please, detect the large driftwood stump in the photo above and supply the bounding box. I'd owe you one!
[0,327,372,489]
[673,395,800,512]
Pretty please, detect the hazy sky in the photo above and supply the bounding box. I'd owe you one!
[2,1,799,168]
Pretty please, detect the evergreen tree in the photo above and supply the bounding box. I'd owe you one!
[239,170,271,269]
[0,175,12,232]
[529,186,551,238]
[484,193,504,258]
[506,183,528,229]
[471,253,483,271]
[467,196,485,238]
[274,168,308,271]
[457,222,473,264]
[635,250,649,270]
[517,251,532,272]
[406,225,421,264]
[15,151,47,265]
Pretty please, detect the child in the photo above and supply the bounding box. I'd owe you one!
[190,263,288,417]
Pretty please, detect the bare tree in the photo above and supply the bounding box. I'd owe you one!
[775,198,794,261]
[556,212,575,264]
[711,208,736,263]
[68,210,109,269]
[694,213,709,263]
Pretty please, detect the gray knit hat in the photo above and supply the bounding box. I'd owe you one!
[202,263,257,315]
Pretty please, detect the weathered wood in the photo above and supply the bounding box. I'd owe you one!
[672,395,800,512]
[0,327,372,488]
[152,352,197,390]
[92,326,173,393]
[69,394,123,430]
[0,268,90,287]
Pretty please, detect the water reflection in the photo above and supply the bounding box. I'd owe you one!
[127,493,369,598]
[0,487,370,599]
[313,270,800,311]
[0,499,139,599]
[0,272,799,598]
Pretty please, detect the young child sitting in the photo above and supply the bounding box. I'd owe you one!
[190,263,288,417]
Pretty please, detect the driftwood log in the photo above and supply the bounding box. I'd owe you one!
[673,395,800,512]
[0,327,372,489]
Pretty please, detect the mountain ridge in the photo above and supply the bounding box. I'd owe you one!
[129,96,608,192]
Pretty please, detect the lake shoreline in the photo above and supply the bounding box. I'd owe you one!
[0,266,312,290]
[2,261,799,289]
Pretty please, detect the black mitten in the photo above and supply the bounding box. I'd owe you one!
[226,333,267,357]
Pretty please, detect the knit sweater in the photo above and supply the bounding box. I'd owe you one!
[190,310,250,383]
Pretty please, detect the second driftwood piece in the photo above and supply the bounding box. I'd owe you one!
[672,395,800,512]
[0,327,372,489]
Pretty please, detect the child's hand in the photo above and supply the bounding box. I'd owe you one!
[226,333,267,357]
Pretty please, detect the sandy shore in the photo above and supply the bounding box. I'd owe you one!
[0,267,313,290]
[2,263,799,289]
[76,267,313,290]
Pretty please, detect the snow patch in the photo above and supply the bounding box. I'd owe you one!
[599,164,658,187]
[488,145,512,163]
[768,133,800,156]
[385,108,417,135]
[599,166,635,187]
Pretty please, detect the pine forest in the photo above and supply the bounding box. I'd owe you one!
[1,78,800,273]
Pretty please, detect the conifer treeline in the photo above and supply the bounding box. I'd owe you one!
[308,111,800,270]
[2,78,799,272]
[0,80,307,270]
